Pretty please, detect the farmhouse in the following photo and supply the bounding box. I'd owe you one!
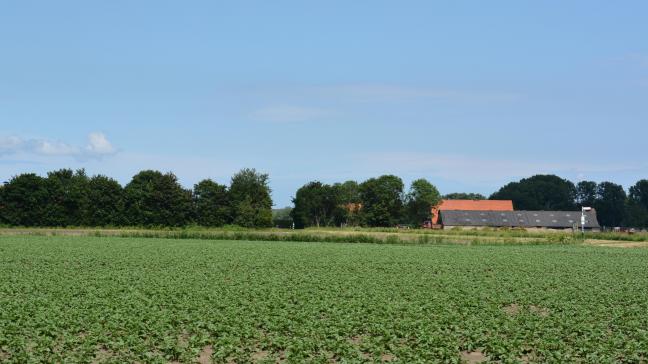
[431,199,514,224]
[439,210,601,231]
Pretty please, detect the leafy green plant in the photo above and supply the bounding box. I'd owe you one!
[1,236,647,363]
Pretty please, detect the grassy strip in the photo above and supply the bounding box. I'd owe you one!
[304,226,648,241]
[0,228,583,246]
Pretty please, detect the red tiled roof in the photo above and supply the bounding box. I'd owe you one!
[431,199,513,224]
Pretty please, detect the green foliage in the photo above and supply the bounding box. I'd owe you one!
[193,179,230,227]
[359,175,404,227]
[490,174,577,210]
[405,178,441,225]
[291,181,341,228]
[630,179,648,209]
[443,192,486,200]
[84,175,124,226]
[229,168,273,228]
[0,173,49,226]
[333,180,362,226]
[576,180,597,208]
[628,180,648,227]
[1,236,648,363]
[594,181,627,227]
[123,170,193,226]
[44,169,90,226]
[0,168,276,228]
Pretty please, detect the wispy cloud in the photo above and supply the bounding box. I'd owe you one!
[250,106,331,123]
[314,84,521,103]
[612,53,648,68]
[0,132,117,159]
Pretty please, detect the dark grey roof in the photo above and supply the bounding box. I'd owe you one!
[439,210,600,229]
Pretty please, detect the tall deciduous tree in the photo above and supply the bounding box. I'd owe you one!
[406,179,441,225]
[490,174,576,210]
[627,180,648,228]
[291,181,343,228]
[193,179,230,227]
[45,169,90,226]
[359,175,404,227]
[629,180,648,211]
[0,173,49,226]
[123,170,192,226]
[576,181,597,208]
[85,175,124,226]
[594,182,627,227]
[229,168,273,227]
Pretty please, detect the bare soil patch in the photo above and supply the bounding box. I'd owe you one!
[461,350,489,363]
[348,335,364,346]
[381,353,396,362]
[92,347,114,364]
[251,349,270,362]
[529,305,550,317]
[197,345,214,364]
[503,303,521,315]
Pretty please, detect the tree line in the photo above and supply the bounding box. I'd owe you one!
[0,168,272,227]
[290,176,441,228]
[292,174,648,229]
[2,169,647,229]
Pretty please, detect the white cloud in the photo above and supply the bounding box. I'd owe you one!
[250,106,330,123]
[0,132,117,159]
[0,136,23,155]
[33,140,80,156]
[85,132,116,155]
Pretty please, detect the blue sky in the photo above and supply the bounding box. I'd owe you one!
[1,1,647,207]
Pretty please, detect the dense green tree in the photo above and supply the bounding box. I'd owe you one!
[629,180,648,211]
[359,175,404,227]
[576,181,597,208]
[123,170,193,226]
[291,181,327,228]
[443,192,486,200]
[193,179,230,227]
[594,182,627,227]
[627,180,648,228]
[333,180,362,226]
[406,179,441,225]
[229,168,273,227]
[0,174,49,226]
[84,175,124,226]
[490,174,577,211]
[0,184,5,225]
[291,181,342,228]
[624,200,648,228]
[335,180,361,204]
[44,169,90,226]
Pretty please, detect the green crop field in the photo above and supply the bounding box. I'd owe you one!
[1,236,647,363]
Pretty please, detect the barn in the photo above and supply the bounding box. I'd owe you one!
[439,210,601,231]
[431,199,514,225]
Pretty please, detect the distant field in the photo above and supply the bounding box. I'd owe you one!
[2,226,648,247]
[1,236,648,363]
